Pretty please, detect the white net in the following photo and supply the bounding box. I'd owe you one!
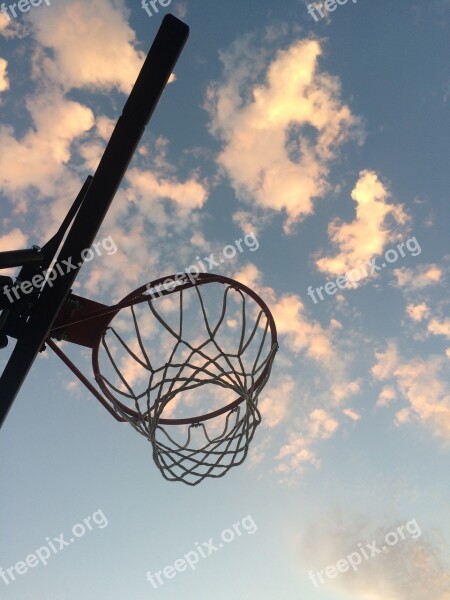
[95,277,278,485]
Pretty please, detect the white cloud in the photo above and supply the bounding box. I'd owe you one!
[372,343,450,442]
[371,341,399,381]
[427,317,450,340]
[0,2,204,303]
[331,379,361,402]
[308,408,339,439]
[393,264,443,291]
[126,168,208,213]
[259,377,294,428]
[316,170,409,284]
[233,263,339,365]
[29,0,145,94]
[0,93,94,198]
[275,437,320,476]
[343,408,360,421]
[0,228,28,251]
[298,512,450,599]
[206,35,361,233]
[406,302,430,322]
[229,263,362,482]
[0,228,29,276]
[275,409,339,479]
[376,385,397,408]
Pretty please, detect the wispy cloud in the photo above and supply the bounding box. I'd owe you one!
[372,342,450,442]
[393,264,443,291]
[298,510,450,599]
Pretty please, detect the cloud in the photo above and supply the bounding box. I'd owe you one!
[233,263,338,365]
[393,264,443,291]
[427,317,450,340]
[343,408,360,421]
[0,228,29,276]
[230,263,362,481]
[0,57,8,93]
[29,0,145,94]
[232,210,271,236]
[234,265,347,372]
[259,377,294,428]
[331,379,361,402]
[0,93,94,198]
[126,168,208,214]
[272,295,335,360]
[298,511,450,599]
[205,35,361,233]
[275,436,320,476]
[395,407,413,425]
[0,227,28,251]
[0,0,205,301]
[372,343,450,442]
[376,385,397,408]
[308,408,339,439]
[371,341,399,381]
[0,13,21,38]
[275,409,339,478]
[406,302,430,322]
[0,0,150,204]
[316,170,409,283]
[72,133,211,299]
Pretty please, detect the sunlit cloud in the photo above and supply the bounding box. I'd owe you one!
[275,408,339,479]
[259,377,294,428]
[376,385,397,408]
[0,228,28,276]
[406,302,430,322]
[0,93,94,198]
[316,170,409,284]
[427,317,450,340]
[297,511,450,599]
[0,57,8,93]
[393,264,443,291]
[206,35,361,233]
[343,408,360,421]
[372,343,450,442]
[29,0,146,94]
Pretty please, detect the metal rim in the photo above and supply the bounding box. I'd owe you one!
[91,273,278,425]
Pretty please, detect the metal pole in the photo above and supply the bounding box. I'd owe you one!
[0,15,189,428]
[0,248,43,269]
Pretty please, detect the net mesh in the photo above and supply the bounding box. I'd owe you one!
[95,278,278,485]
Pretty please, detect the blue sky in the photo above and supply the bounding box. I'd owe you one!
[1,0,450,598]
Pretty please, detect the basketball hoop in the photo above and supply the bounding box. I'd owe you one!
[47,273,278,485]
